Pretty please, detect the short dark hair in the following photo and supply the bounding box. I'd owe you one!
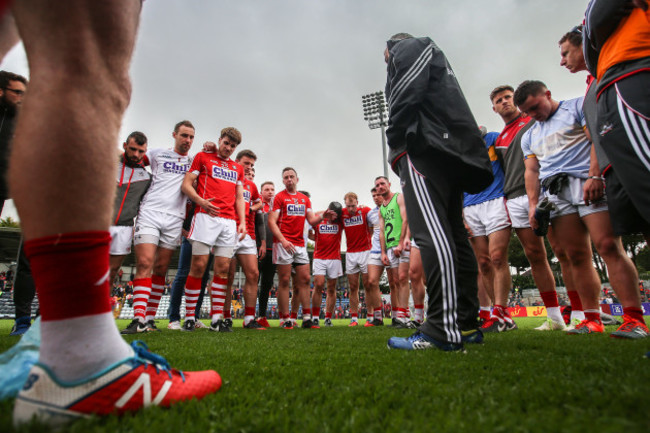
[236,149,256,161]
[173,120,194,133]
[389,33,414,41]
[559,25,583,47]
[489,85,514,103]
[370,187,377,193]
[261,181,274,189]
[513,80,548,107]
[126,131,147,146]
[0,71,27,89]
[282,167,297,176]
[374,175,389,183]
[298,190,310,198]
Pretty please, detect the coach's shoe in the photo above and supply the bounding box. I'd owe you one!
[461,328,484,344]
[566,319,605,335]
[281,320,294,330]
[324,318,333,327]
[13,340,221,428]
[167,321,181,330]
[534,319,567,331]
[257,317,271,328]
[145,320,161,332]
[181,319,195,332]
[480,317,505,333]
[9,316,31,336]
[120,319,150,335]
[243,319,267,330]
[387,331,464,352]
[610,316,649,339]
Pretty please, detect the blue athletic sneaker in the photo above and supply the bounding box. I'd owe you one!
[387,331,464,351]
[461,328,484,344]
[9,316,31,336]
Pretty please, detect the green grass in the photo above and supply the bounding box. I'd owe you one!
[0,318,648,433]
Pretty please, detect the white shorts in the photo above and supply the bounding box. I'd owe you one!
[546,176,608,219]
[233,234,258,256]
[386,247,409,269]
[368,252,384,267]
[272,243,309,266]
[134,208,183,249]
[109,225,134,255]
[313,258,343,279]
[505,195,531,229]
[463,197,511,237]
[346,250,369,274]
[188,213,237,257]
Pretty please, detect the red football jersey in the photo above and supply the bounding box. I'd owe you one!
[341,206,371,253]
[495,115,532,149]
[189,152,244,221]
[272,190,312,247]
[243,179,260,239]
[314,217,343,260]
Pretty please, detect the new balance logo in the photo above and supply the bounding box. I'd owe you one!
[115,373,172,408]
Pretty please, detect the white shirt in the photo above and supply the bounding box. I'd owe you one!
[139,148,193,218]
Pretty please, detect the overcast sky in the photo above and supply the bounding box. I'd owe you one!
[1,0,590,226]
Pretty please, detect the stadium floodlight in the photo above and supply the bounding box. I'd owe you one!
[361,91,389,179]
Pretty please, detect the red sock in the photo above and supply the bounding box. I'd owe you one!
[290,312,298,320]
[325,312,332,319]
[224,308,232,319]
[303,308,311,317]
[540,291,559,308]
[479,309,491,320]
[313,306,321,318]
[24,231,112,321]
[567,290,583,311]
[623,307,644,323]
[184,276,201,319]
[245,306,255,317]
[585,310,601,322]
[145,274,166,319]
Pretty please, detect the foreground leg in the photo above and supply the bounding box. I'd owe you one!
[10,1,220,426]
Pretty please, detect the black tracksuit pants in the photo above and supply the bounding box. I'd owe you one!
[397,155,478,344]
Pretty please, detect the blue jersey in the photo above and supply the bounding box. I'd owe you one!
[463,132,505,207]
[520,98,590,181]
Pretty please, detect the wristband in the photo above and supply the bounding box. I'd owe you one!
[588,176,604,181]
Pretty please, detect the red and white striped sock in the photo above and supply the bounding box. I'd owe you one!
[325,312,332,320]
[374,309,383,321]
[567,290,585,321]
[312,306,321,320]
[132,277,152,323]
[145,275,165,322]
[540,291,563,323]
[24,231,131,382]
[350,314,358,323]
[183,276,202,321]
[303,308,312,321]
[210,276,227,322]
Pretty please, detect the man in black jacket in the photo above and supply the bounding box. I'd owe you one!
[384,34,492,351]
[0,70,34,336]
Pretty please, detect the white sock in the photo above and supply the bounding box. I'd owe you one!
[40,312,132,382]
[244,315,254,325]
[570,310,585,322]
[303,314,312,321]
[546,306,564,323]
[212,313,224,323]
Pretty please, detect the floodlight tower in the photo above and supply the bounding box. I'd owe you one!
[361,91,389,179]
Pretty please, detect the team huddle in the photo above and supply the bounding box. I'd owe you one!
[111,122,418,333]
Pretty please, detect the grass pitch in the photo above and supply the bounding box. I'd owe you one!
[0,318,648,433]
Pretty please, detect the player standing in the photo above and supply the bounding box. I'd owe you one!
[121,120,195,334]
[180,127,245,332]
